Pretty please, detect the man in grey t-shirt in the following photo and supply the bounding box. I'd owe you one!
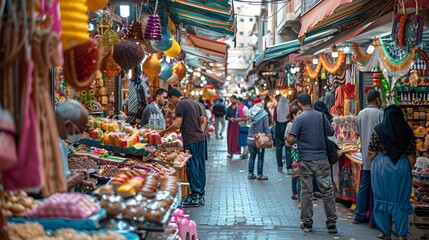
[287,93,337,234]
[354,90,383,226]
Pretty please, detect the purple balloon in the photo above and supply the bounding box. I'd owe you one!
[176,50,186,61]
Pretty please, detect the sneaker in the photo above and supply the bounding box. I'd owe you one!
[257,175,268,180]
[287,169,293,175]
[327,225,338,234]
[219,134,223,139]
[247,173,256,179]
[300,223,312,233]
[277,166,283,172]
[227,153,232,158]
[240,154,248,159]
[182,196,200,208]
[198,196,205,206]
[352,219,369,224]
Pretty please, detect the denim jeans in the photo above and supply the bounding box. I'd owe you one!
[184,140,206,197]
[292,176,301,202]
[355,170,375,224]
[248,143,265,175]
[299,160,337,227]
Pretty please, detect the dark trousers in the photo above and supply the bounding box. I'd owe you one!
[248,144,265,175]
[355,170,375,224]
[275,122,290,168]
[184,140,206,197]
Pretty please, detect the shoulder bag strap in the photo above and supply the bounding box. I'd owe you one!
[322,113,328,150]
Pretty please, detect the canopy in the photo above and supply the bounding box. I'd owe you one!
[166,0,236,36]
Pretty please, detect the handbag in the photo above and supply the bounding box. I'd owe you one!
[322,113,339,164]
[255,133,273,148]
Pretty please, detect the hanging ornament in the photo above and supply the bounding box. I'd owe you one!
[164,37,181,57]
[101,51,121,79]
[165,72,179,85]
[113,40,145,70]
[141,39,159,53]
[155,52,164,60]
[101,28,120,46]
[320,68,327,80]
[144,14,162,40]
[143,54,161,85]
[173,61,187,82]
[159,59,173,82]
[126,21,144,42]
[85,0,108,12]
[150,27,173,51]
[176,50,186,61]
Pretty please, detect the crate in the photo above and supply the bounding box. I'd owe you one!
[409,207,429,240]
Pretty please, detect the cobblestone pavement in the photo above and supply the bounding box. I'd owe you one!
[186,136,386,240]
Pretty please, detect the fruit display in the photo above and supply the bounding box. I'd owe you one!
[0,191,38,218]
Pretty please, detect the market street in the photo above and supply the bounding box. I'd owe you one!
[187,134,381,239]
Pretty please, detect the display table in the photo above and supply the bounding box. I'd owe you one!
[335,154,362,203]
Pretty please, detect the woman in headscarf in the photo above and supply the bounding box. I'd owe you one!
[273,96,291,173]
[368,105,416,240]
[247,98,272,180]
[314,101,333,123]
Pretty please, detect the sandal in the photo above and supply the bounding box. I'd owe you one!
[376,233,391,239]
[291,194,298,200]
[300,223,312,233]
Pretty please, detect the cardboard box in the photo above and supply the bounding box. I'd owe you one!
[409,207,429,240]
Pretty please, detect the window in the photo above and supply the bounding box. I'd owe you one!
[239,31,244,36]
[240,18,244,22]
[249,18,254,22]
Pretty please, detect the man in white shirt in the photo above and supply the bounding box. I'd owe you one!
[141,88,169,127]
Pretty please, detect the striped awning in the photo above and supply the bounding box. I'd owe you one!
[181,34,228,65]
[166,0,235,36]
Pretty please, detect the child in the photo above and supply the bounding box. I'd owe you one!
[285,106,302,208]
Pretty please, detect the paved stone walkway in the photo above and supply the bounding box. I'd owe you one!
[186,135,386,239]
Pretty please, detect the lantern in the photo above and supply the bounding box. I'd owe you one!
[113,40,145,70]
[173,61,187,82]
[164,37,181,57]
[143,54,161,86]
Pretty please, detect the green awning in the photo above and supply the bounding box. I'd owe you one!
[255,31,334,67]
[166,0,235,36]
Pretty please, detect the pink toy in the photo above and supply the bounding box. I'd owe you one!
[178,217,189,240]
[188,220,198,240]
[173,208,184,223]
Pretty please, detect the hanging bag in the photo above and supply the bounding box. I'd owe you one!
[322,113,340,164]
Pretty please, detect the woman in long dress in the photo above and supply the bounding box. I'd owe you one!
[226,95,240,158]
[368,105,416,240]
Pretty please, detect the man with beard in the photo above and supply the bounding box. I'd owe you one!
[141,88,169,127]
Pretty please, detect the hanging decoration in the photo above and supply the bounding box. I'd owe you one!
[166,72,179,85]
[141,39,160,53]
[155,52,164,60]
[150,26,173,51]
[173,61,187,82]
[304,51,345,79]
[376,38,415,72]
[101,51,121,79]
[176,50,186,61]
[392,1,424,48]
[159,59,173,82]
[126,21,144,42]
[59,0,90,51]
[144,15,162,40]
[101,28,120,46]
[352,42,372,62]
[143,54,161,86]
[85,0,108,12]
[113,40,145,70]
[164,36,181,57]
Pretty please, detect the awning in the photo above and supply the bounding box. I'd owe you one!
[254,30,334,67]
[299,0,352,38]
[200,70,224,89]
[166,0,235,36]
[299,0,393,44]
[186,34,227,59]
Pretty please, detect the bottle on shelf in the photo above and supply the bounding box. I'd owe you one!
[149,113,154,129]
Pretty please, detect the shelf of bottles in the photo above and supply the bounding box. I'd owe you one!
[396,55,429,105]
[149,113,165,130]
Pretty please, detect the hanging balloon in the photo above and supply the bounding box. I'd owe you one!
[176,50,186,61]
[143,54,161,83]
[159,60,173,82]
[150,27,173,51]
[141,39,159,53]
[101,51,121,79]
[144,14,162,40]
[165,72,179,85]
[113,40,145,70]
[164,37,181,57]
[173,61,187,82]
[126,21,144,42]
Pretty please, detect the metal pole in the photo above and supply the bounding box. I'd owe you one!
[115,75,122,116]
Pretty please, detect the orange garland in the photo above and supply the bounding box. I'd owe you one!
[397,14,407,47]
[304,51,345,79]
[352,42,372,62]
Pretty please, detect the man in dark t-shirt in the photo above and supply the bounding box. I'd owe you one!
[160,88,206,207]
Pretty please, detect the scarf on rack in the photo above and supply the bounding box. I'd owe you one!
[249,101,267,123]
[276,96,289,123]
[374,105,413,164]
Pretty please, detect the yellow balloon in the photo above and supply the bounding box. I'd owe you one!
[164,37,181,57]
